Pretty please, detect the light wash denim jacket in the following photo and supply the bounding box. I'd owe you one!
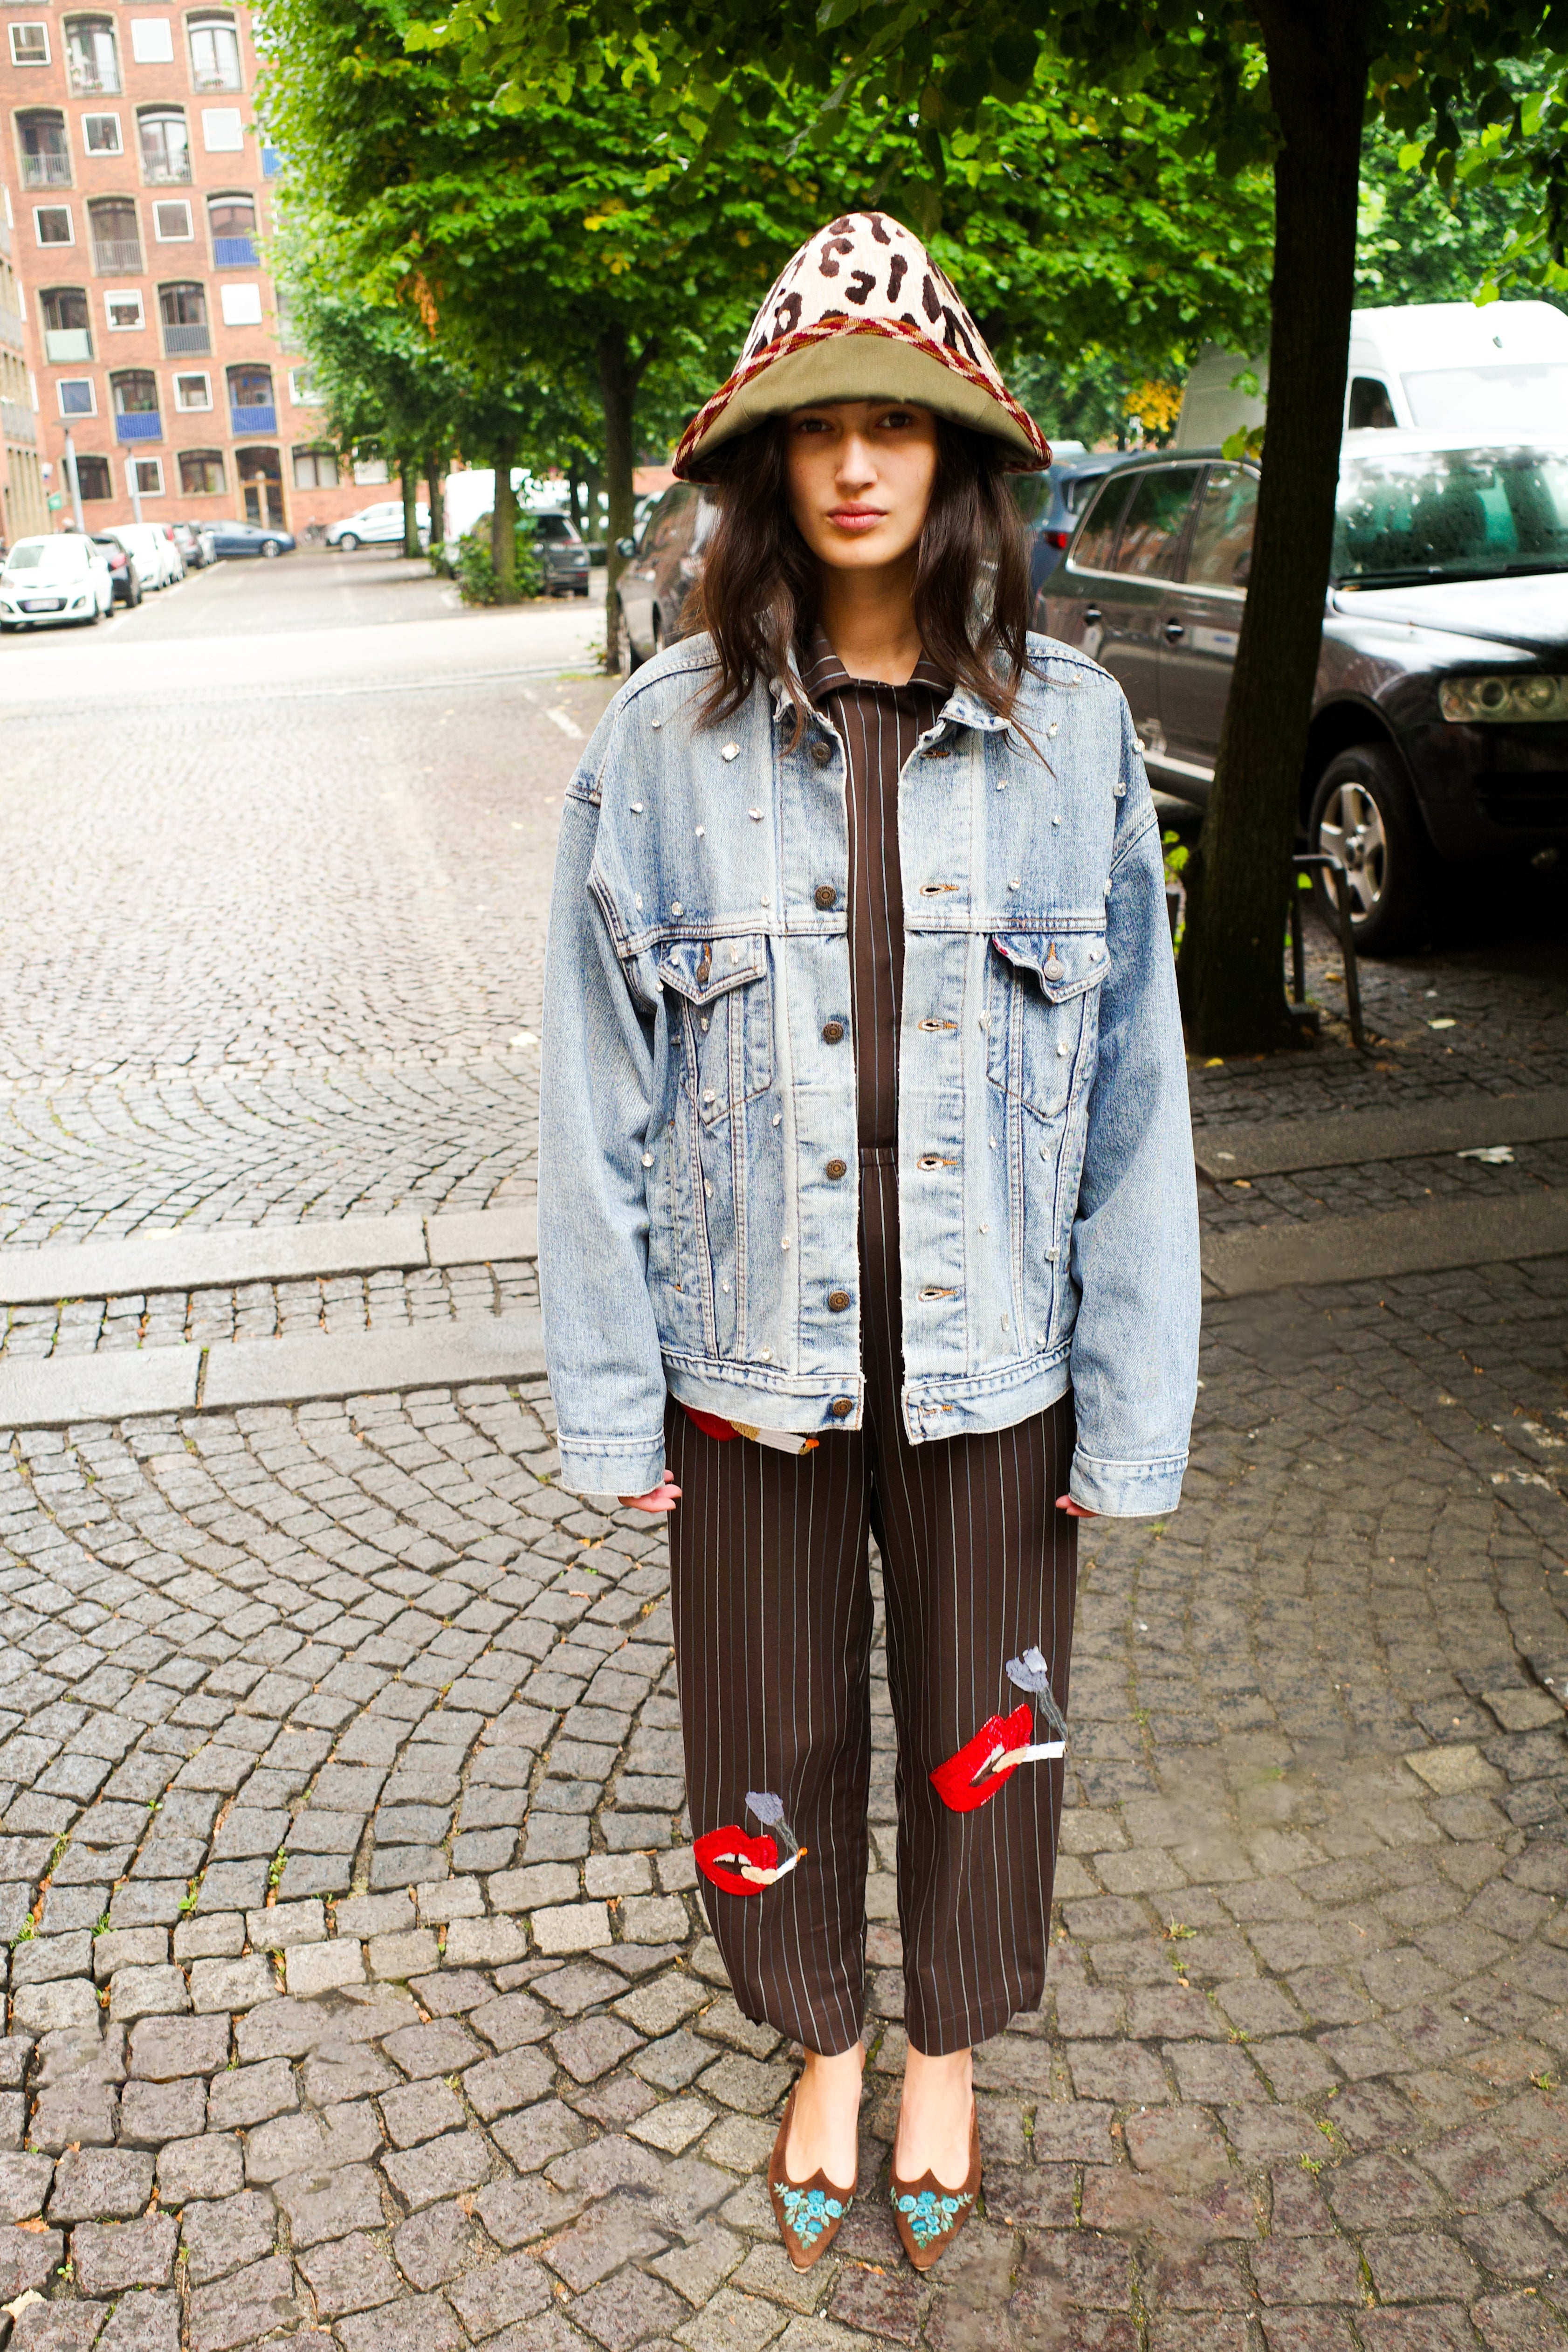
[539,629,1199,1513]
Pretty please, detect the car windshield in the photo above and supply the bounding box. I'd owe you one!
[1400,362,1568,432]
[1332,445,1568,585]
[7,538,87,574]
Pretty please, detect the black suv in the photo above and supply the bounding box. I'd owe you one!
[1038,433,1568,948]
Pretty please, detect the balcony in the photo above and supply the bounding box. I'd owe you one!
[163,321,210,355]
[21,154,72,189]
[143,155,192,185]
[229,403,276,434]
[115,412,162,442]
[44,326,93,362]
[213,235,257,268]
[94,239,144,275]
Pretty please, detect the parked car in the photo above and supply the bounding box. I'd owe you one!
[532,511,590,597]
[612,483,717,671]
[1038,432,1568,950]
[89,530,145,607]
[117,522,182,589]
[326,500,428,551]
[1025,452,1135,601]
[209,519,297,559]
[0,533,113,629]
[171,520,213,570]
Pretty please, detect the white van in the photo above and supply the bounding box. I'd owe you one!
[1175,299,1568,447]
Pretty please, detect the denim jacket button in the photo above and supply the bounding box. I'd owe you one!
[830,1397,854,1417]
[813,884,837,909]
[825,1158,847,1180]
[822,1021,845,1044]
[696,959,710,984]
[827,1290,850,1312]
[811,742,832,766]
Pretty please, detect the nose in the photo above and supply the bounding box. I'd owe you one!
[834,433,877,490]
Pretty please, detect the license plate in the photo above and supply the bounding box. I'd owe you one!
[21,599,65,613]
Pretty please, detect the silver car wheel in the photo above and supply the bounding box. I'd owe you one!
[1315,781,1387,923]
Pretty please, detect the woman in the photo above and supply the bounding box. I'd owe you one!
[540,213,1199,2272]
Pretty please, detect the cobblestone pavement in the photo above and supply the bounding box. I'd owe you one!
[0,1254,1561,2350]
[2,560,1567,2349]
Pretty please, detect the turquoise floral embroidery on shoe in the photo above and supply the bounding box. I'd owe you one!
[776,2183,846,2246]
[893,2185,972,2248]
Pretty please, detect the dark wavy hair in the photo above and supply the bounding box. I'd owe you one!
[685,413,1036,741]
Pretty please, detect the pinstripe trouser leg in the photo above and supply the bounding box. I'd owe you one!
[665,1149,1077,2058]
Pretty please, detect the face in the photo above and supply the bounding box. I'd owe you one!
[784,399,939,572]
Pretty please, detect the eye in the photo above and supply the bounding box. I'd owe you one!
[878,409,917,430]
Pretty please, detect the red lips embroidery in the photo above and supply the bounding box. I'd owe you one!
[929,1704,1034,1811]
[694,1827,781,1897]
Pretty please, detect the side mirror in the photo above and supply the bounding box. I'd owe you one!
[616,536,636,559]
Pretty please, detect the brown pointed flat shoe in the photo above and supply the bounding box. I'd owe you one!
[890,2095,981,2271]
[767,2080,856,2271]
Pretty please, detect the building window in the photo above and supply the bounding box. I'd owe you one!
[152,199,193,241]
[76,453,113,500]
[207,193,256,267]
[65,16,120,95]
[179,448,224,495]
[42,286,92,361]
[34,207,75,248]
[129,17,174,64]
[219,280,260,326]
[58,379,96,417]
[158,281,208,356]
[261,144,282,177]
[129,455,165,496]
[8,23,50,66]
[188,14,241,90]
[352,455,389,486]
[105,288,145,331]
[201,107,242,152]
[292,445,338,489]
[111,369,160,443]
[83,114,124,156]
[173,369,211,409]
[227,362,274,433]
[288,365,321,406]
[18,113,72,190]
[138,109,190,184]
[89,198,142,275]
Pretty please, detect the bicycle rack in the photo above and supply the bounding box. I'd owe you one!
[1289,854,1367,1054]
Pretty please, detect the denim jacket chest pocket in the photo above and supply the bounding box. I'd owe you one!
[659,934,773,1124]
[985,931,1110,1120]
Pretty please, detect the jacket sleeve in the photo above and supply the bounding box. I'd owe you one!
[1066,703,1200,1515]
[538,768,669,1500]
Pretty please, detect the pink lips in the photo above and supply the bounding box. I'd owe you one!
[827,508,885,533]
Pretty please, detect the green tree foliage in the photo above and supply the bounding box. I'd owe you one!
[446,0,1568,1048]
[264,0,1272,644]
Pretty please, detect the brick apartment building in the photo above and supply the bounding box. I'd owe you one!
[0,0,376,539]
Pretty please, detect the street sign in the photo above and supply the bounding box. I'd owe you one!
[47,493,63,511]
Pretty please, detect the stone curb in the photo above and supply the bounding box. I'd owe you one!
[1203,1186,1568,1298]
[0,1310,544,1430]
[1194,1085,1568,1181]
[0,1204,538,1307]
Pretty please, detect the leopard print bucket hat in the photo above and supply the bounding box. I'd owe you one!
[673,211,1050,480]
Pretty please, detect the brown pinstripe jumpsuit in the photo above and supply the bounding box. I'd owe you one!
[665,632,1078,2056]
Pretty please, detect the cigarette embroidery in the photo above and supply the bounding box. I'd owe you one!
[929,1646,1067,1812]
[694,1788,807,1896]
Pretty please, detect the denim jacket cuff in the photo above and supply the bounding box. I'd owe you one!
[1069,1444,1187,1518]
[556,1434,668,1502]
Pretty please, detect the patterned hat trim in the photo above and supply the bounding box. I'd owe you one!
[674,213,1050,478]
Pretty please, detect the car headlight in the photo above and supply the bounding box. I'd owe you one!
[1439,673,1568,724]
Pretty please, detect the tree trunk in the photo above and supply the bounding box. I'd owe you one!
[492,444,518,603]
[426,449,445,564]
[598,324,637,669]
[1176,0,1371,1053]
[569,477,584,537]
[585,463,603,551]
[400,455,420,559]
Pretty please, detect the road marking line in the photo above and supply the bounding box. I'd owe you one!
[546,706,584,738]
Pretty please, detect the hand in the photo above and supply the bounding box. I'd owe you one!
[1056,1494,1097,1519]
[620,1474,681,1514]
